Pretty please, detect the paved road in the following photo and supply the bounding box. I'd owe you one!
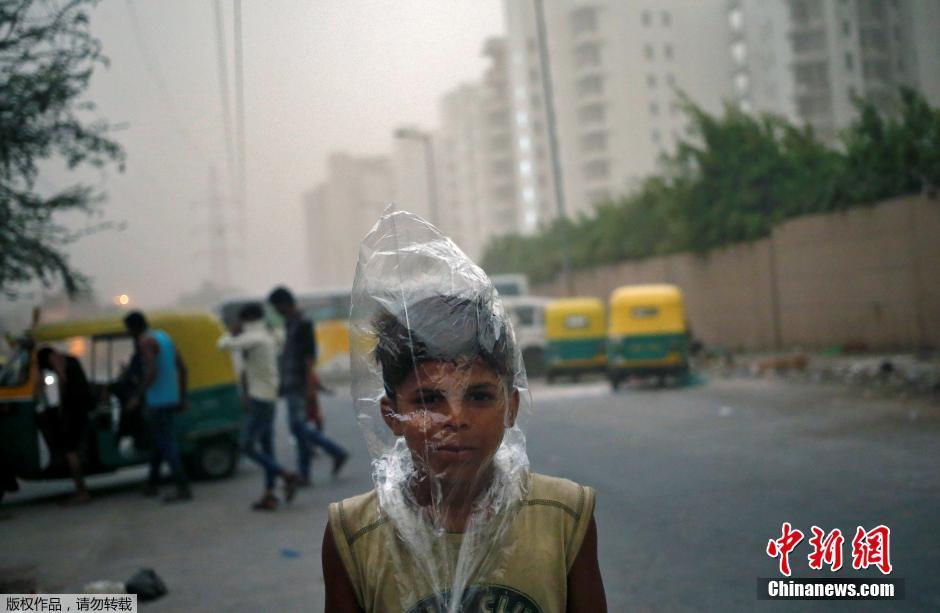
[2,377,938,611]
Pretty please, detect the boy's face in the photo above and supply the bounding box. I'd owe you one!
[381,358,519,485]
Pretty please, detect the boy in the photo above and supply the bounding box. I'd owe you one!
[322,293,607,612]
[217,302,299,510]
[267,286,349,485]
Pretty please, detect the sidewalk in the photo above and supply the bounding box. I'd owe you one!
[700,349,940,399]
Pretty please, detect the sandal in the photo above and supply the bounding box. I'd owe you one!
[282,473,300,504]
[251,494,279,511]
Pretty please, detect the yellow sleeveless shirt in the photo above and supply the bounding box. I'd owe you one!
[328,472,596,613]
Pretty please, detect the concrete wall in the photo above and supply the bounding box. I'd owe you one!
[533,195,940,350]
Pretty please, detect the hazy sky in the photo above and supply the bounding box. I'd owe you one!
[44,0,504,308]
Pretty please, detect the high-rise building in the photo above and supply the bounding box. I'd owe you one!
[732,0,940,142]
[727,0,798,122]
[504,0,734,221]
[434,37,522,260]
[304,153,394,287]
[437,83,486,258]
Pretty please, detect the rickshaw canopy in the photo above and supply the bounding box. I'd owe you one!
[30,310,235,390]
[544,297,606,339]
[608,284,685,336]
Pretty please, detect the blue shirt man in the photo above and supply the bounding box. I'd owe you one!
[124,311,192,503]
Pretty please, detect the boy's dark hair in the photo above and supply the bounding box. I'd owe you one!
[36,346,55,369]
[238,302,265,322]
[123,311,148,335]
[372,294,516,397]
[267,286,295,307]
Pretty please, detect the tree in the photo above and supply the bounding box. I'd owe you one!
[841,87,940,203]
[0,0,124,297]
[481,89,939,283]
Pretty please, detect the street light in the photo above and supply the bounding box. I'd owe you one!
[533,0,574,295]
[394,127,440,227]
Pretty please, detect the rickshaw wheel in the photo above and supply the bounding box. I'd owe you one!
[190,437,239,480]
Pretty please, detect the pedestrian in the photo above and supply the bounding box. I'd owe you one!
[36,346,94,505]
[217,302,300,511]
[123,311,193,503]
[267,286,348,487]
[321,212,606,612]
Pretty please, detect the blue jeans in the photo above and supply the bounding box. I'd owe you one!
[144,405,189,490]
[240,398,284,489]
[284,393,347,481]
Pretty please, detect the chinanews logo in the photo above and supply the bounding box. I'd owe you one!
[407,585,542,613]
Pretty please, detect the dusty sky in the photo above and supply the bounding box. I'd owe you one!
[43,0,504,308]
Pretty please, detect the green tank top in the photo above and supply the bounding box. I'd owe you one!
[328,472,596,613]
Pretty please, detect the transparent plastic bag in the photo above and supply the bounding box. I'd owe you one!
[349,208,531,612]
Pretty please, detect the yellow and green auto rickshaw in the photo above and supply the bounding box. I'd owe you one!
[606,284,689,388]
[544,297,607,383]
[0,311,242,496]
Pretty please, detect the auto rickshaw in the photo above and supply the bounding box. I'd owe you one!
[544,297,607,383]
[606,284,689,388]
[0,311,242,497]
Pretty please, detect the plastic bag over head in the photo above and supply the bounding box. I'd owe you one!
[349,207,531,612]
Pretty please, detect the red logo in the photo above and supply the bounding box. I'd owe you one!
[766,522,804,577]
[767,523,892,576]
[807,527,844,572]
[851,525,892,575]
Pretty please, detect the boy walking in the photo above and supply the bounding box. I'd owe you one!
[267,286,348,486]
[218,303,299,510]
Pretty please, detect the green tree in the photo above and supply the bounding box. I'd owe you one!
[482,89,939,284]
[0,0,124,296]
[841,87,940,203]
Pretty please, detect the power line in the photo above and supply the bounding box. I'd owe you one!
[212,0,237,202]
[123,0,212,165]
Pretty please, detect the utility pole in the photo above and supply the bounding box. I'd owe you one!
[206,167,232,289]
[533,0,574,295]
[213,0,237,206]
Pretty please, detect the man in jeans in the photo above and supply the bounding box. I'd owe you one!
[124,311,192,503]
[268,286,348,487]
[218,303,299,510]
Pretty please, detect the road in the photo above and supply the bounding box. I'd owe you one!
[1,376,938,611]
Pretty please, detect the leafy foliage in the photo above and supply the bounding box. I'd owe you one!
[482,89,939,283]
[0,0,124,296]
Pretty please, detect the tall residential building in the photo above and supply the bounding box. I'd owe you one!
[732,0,940,142]
[304,153,394,287]
[727,0,798,122]
[434,37,522,260]
[438,83,486,258]
[504,0,734,221]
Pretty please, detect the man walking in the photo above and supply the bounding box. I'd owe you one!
[267,287,348,487]
[36,346,94,504]
[124,311,192,503]
[218,303,299,510]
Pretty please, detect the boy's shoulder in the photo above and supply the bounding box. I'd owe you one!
[524,472,594,522]
[329,489,386,545]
